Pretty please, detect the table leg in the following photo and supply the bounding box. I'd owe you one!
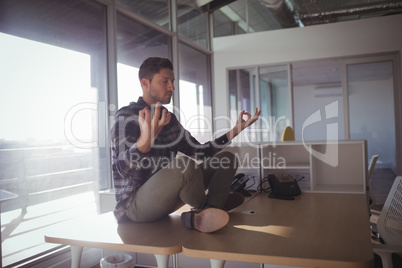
[70,246,83,268]
[154,254,170,268]
[210,259,226,268]
[171,254,179,268]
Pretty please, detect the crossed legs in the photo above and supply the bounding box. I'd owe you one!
[126,151,238,223]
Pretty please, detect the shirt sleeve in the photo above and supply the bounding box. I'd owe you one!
[114,144,145,177]
[111,111,146,178]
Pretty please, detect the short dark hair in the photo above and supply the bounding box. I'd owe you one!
[138,57,173,82]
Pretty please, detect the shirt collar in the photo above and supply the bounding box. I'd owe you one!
[135,97,168,114]
[136,97,149,109]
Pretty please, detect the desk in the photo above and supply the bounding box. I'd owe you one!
[45,193,373,268]
[182,193,374,268]
[44,194,256,268]
[44,212,185,268]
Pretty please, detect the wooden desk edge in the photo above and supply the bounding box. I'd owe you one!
[44,235,183,255]
[182,247,374,268]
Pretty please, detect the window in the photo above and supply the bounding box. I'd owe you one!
[0,0,107,266]
[178,43,213,142]
[116,11,172,109]
[0,0,215,266]
[213,0,282,37]
[177,0,209,49]
[116,0,170,29]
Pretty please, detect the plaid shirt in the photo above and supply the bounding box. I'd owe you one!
[110,97,230,222]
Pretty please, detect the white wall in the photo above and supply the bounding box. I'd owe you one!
[212,13,402,174]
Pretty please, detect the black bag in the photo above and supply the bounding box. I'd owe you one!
[267,174,301,200]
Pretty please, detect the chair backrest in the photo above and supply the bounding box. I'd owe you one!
[377,176,402,246]
[282,126,295,141]
[367,154,380,185]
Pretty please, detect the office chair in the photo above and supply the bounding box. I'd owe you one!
[281,126,295,141]
[372,176,402,268]
[367,155,380,209]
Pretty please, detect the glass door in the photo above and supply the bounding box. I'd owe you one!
[344,55,398,173]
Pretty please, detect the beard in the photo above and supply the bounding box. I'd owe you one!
[148,87,172,104]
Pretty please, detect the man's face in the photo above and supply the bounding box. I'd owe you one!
[142,68,175,105]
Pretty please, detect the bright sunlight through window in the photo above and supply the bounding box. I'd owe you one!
[0,32,98,266]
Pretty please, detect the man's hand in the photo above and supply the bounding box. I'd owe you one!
[236,108,261,131]
[227,108,261,141]
[137,102,171,153]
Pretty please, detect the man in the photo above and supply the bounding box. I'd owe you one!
[111,57,260,233]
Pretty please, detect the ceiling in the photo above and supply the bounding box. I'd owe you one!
[198,0,402,35]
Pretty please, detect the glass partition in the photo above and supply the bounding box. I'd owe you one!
[347,60,396,171]
[228,68,258,143]
[259,65,290,141]
[292,60,344,141]
[229,65,290,142]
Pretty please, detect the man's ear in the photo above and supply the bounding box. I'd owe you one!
[140,78,149,89]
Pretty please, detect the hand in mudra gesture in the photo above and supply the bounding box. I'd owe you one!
[235,108,261,131]
[137,102,171,153]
